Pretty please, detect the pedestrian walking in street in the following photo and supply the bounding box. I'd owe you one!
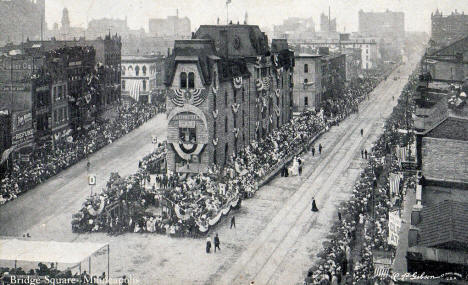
[364,149,368,159]
[311,146,315,156]
[230,216,236,229]
[338,211,342,221]
[206,236,212,253]
[360,128,363,136]
[299,164,303,176]
[311,197,319,212]
[361,149,364,158]
[319,144,323,154]
[214,233,221,252]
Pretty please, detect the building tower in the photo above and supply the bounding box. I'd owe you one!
[61,8,71,30]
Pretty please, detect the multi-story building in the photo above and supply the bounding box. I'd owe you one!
[0,0,46,45]
[1,35,122,109]
[273,17,315,40]
[292,53,322,112]
[423,35,468,83]
[121,55,165,103]
[431,9,468,47]
[407,78,468,280]
[320,50,346,100]
[149,12,191,38]
[0,44,96,151]
[290,37,379,70]
[0,54,40,153]
[164,25,294,173]
[47,8,85,41]
[320,13,337,33]
[358,9,405,62]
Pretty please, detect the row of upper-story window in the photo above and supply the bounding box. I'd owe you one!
[121,65,152,76]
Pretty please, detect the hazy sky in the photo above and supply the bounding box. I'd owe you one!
[45,0,468,33]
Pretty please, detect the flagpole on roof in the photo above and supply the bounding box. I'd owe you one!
[226,0,231,25]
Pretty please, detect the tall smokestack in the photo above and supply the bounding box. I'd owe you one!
[329,6,331,33]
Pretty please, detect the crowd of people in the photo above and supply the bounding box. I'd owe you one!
[0,103,164,206]
[304,71,419,285]
[72,72,385,237]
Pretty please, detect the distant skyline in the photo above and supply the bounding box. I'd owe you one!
[45,0,468,33]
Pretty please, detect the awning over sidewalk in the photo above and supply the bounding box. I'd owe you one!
[0,239,108,264]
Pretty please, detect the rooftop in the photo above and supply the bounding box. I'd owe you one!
[418,200,468,250]
[421,137,468,184]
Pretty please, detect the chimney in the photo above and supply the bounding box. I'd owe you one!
[408,227,419,247]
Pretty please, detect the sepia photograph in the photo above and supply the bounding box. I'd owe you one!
[0,0,467,284]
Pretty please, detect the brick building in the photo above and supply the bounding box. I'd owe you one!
[431,9,468,47]
[0,45,96,152]
[1,34,122,110]
[164,25,294,173]
[423,35,468,83]
[320,51,346,100]
[358,9,405,62]
[408,77,468,280]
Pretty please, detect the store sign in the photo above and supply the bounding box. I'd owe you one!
[388,210,401,246]
[88,175,96,185]
[12,128,34,146]
[178,120,196,128]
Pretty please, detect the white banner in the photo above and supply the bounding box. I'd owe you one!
[388,210,401,246]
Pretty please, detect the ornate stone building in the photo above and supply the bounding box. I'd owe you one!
[164,25,294,173]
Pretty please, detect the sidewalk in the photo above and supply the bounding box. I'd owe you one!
[392,185,416,274]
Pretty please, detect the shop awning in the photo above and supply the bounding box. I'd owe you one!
[0,239,108,264]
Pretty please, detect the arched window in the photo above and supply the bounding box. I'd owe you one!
[304,78,308,84]
[143,80,146,91]
[122,80,126,90]
[180,72,187,88]
[121,66,126,75]
[128,65,133,71]
[135,65,140,76]
[304,64,309,73]
[142,65,147,76]
[188,72,195,89]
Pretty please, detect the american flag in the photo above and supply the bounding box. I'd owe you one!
[389,173,401,196]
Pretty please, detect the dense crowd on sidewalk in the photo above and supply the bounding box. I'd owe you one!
[72,73,386,236]
[0,103,164,206]
[304,72,418,285]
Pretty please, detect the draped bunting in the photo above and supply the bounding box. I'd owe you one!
[256,56,262,66]
[231,103,240,113]
[262,77,271,91]
[255,79,264,91]
[172,89,206,107]
[273,54,279,67]
[275,89,281,98]
[212,86,218,94]
[212,138,218,146]
[274,105,281,117]
[255,121,260,131]
[233,77,243,89]
[85,94,92,104]
[269,115,273,124]
[233,128,240,138]
[262,97,268,107]
[196,198,241,233]
[212,109,218,118]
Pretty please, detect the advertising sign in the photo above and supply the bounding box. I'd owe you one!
[388,210,401,246]
[11,111,34,147]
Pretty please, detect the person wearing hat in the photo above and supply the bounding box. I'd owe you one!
[214,233,221,252]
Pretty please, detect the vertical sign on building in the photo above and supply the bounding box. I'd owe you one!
[388,210,401,246]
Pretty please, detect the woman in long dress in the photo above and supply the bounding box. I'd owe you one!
[311,197,319,212]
